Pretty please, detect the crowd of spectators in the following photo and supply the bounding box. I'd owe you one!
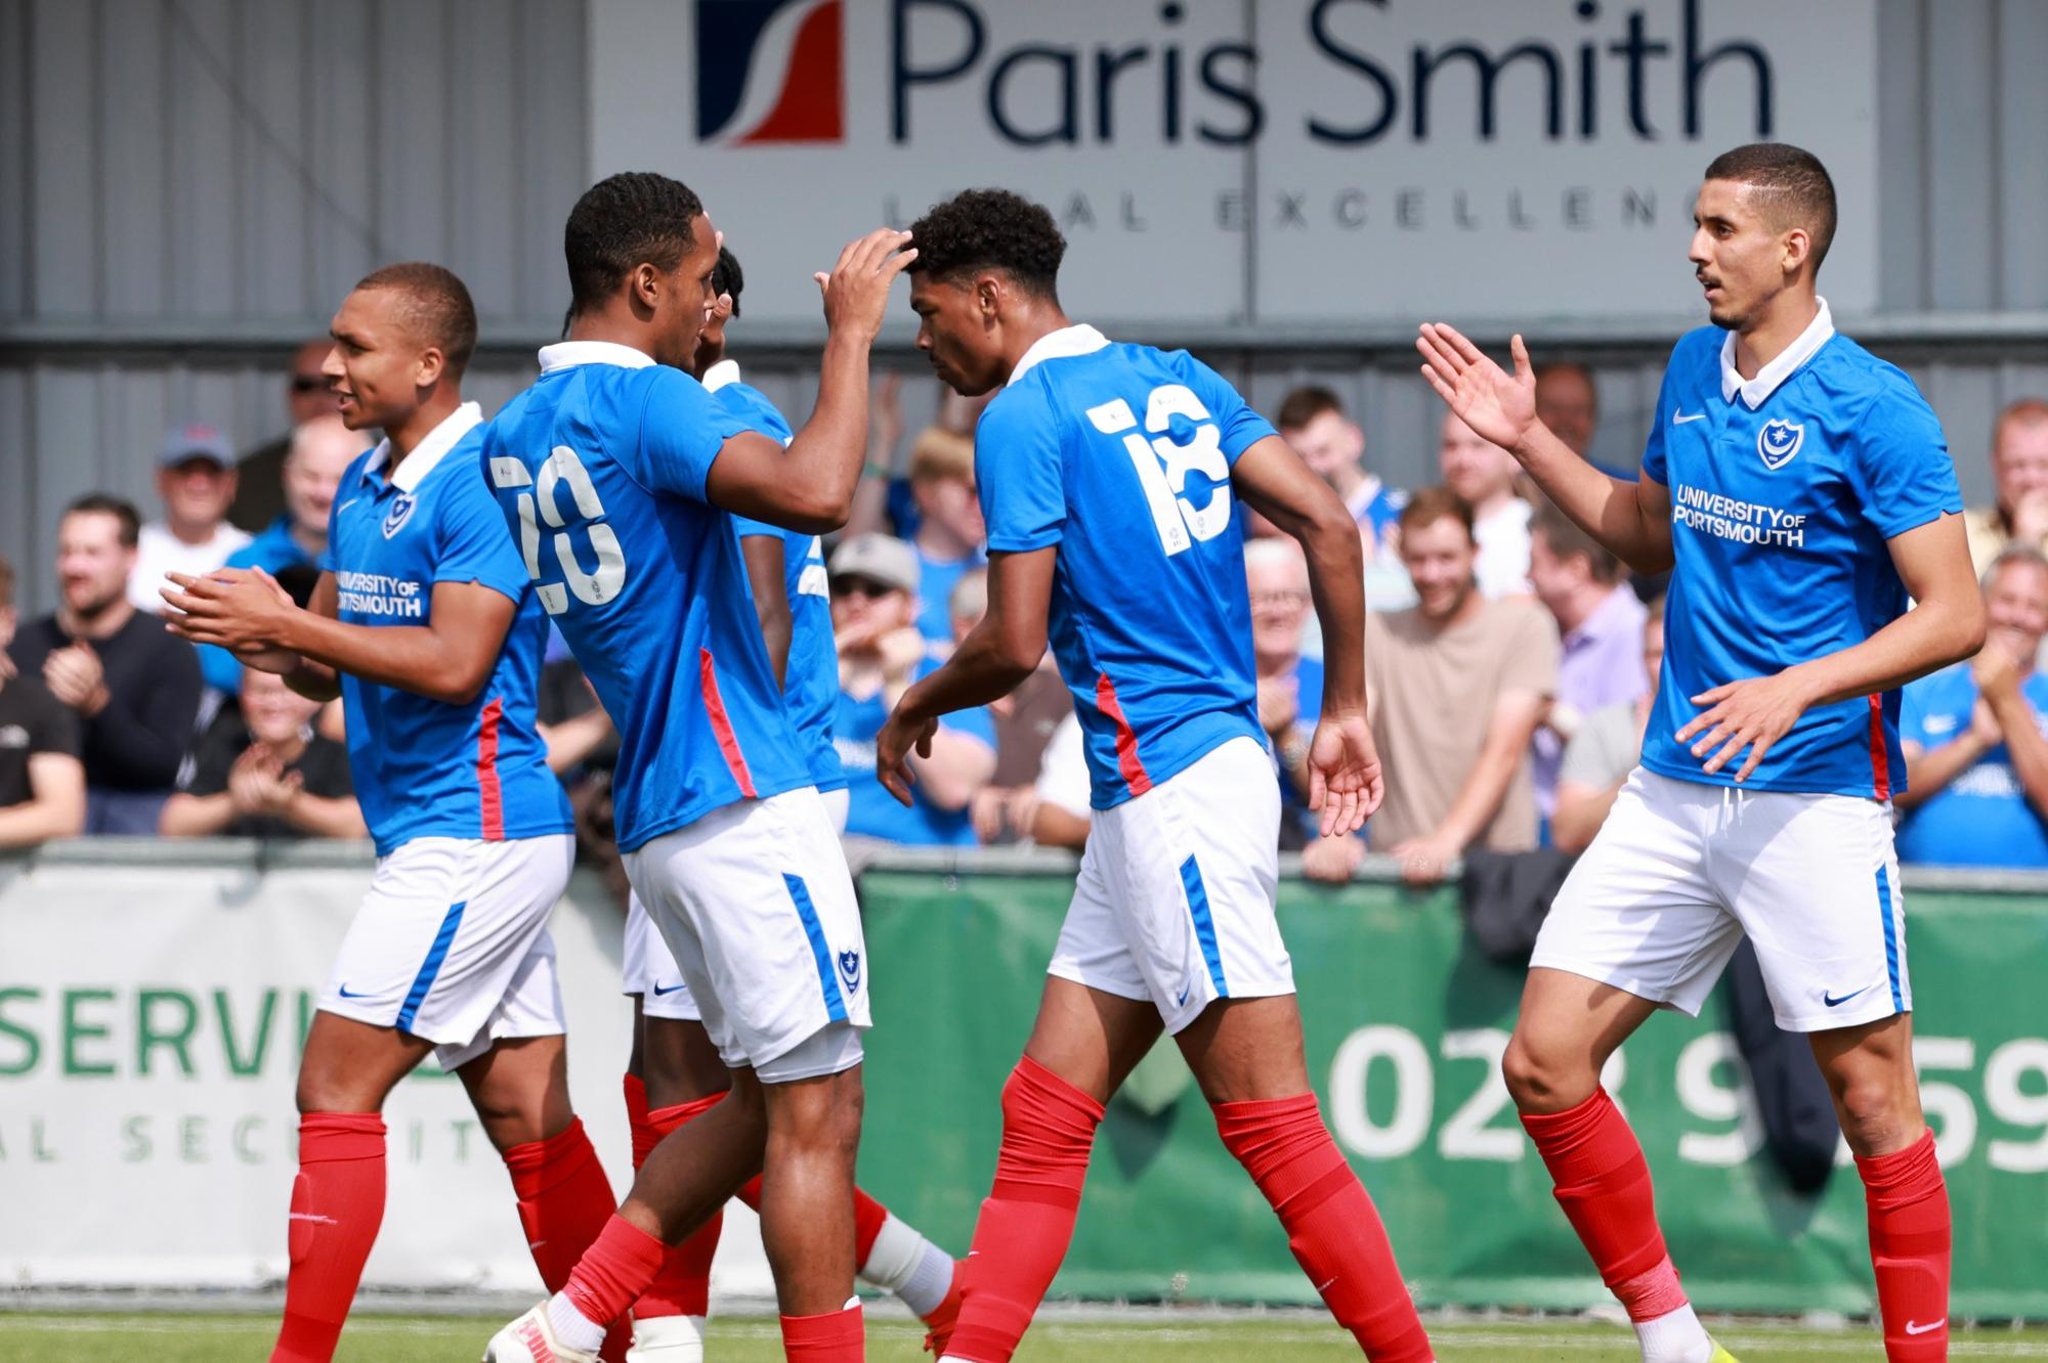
[4,337,2047,882]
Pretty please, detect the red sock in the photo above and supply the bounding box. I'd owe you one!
[1520,1089,1687,1322]
[1856,1130,1950,1361]
[737,1177,890,1270]
[781,1301,864,1361]
[633,1094,727,1319]
[502,1119,629,1361]
[271,1113,386,1363]
[563,1215,667,1333]
[1215,1094,1433,1362]
[945,1057,1102,1363]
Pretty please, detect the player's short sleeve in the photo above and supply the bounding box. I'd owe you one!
[25,683,81,760]
[622,368,748,502]
[716,383,795,446]
[1850,380,1965,540]
[433,458,535,602]
[1172,352,1278,463]
[975,389,1066,553]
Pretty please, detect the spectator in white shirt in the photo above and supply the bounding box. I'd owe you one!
[129,425,251,613]
[1438,410,1533,599]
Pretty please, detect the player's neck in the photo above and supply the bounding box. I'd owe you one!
[1730,289,1820,380]
[999,305,1076,380]
[382,388,464,467]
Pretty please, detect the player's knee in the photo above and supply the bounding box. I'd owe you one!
[1831,1071,1916,1154]
[1501,1032,1596,1114]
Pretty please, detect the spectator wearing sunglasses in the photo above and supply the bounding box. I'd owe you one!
[230,338,346,532]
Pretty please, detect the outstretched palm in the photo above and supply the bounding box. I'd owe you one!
[1416,323,1538,453]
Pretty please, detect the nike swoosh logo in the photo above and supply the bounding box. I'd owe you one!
[1176,985,1191,1008]
[288,1213,338,1225]
[1906,1320,1945,1336]
[651,981,688,997]
[1672,410,1707,424]
[336,984,371,999]
[1823,984,1876,1008]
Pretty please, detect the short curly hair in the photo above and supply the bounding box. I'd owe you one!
[907,188,1065,297]
[713,245,744,318]
[564,172,705,317]
[354,261,477,378]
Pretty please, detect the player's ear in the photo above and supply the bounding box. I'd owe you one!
[628,261,661,315]
[414,344,446,390]
[1782,225,1812,278]
[976,272,1002,323]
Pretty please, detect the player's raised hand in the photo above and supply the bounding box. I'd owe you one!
[815,228,916,344]
[1676,667,1818,783]
[874,707,937,808]
[1304,711,1384,838]
[1416,323,1539,454]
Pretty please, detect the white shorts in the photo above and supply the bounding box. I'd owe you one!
[319,834,575,1070]
[1048,736,1294,1035]
[622,787,868,1076]
[622,787,851,1024]
[1533,768,1911,1032]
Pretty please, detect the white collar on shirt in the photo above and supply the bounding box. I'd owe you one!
[1008,324,1111,384]
[537,339,657,374]
[1719,296,1835,409]
[700,358,742,393]
[361,401,483,493]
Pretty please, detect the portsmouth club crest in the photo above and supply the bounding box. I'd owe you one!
[837,948,862,994]
[1756,419,1805,471]
[381,493,417,539]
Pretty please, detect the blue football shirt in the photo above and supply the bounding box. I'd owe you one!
[1638,303,1963,798]
[708,366,845,794]
[479,342,810,852]
[836,654,996,846]
[321,404,571,857]
[976,325,1271,810]
[1897,663,2048,867]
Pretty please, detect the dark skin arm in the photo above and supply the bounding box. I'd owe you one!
[162,568,516,707]
[1230,433,1383,834]
[876,547,1054,804]
[702,230,916,533]
[739,534,793,688]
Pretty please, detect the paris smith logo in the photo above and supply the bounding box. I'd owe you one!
[697,0,845,145]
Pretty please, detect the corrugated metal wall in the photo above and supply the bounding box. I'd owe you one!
[2,0,2045,612]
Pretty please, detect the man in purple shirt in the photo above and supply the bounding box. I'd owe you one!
[1527,502,1648,822]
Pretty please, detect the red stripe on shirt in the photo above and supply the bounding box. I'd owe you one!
[700,649,758,799]
[476,696,505,840]
[1094,672,1152,797]
[1868,694,1891,801]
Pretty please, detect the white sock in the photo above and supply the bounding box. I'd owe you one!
[546,1292,609,1356]
[1633,1302,1714,1363]
[857,1212,955,1317]
[629,1313,706,1360]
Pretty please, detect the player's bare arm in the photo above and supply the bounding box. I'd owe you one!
[1231,433,1381,835]
[703,229,916,532]
[739,534,794,688]
[1418,323,1675,574]
[874,545,1054,805]
[164,566,518,707]
[1676,513,1986,782]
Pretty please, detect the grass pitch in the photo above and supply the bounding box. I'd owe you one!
[8,1314,2048,1362]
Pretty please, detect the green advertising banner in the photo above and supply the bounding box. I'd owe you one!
[853,865,2048,1319]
